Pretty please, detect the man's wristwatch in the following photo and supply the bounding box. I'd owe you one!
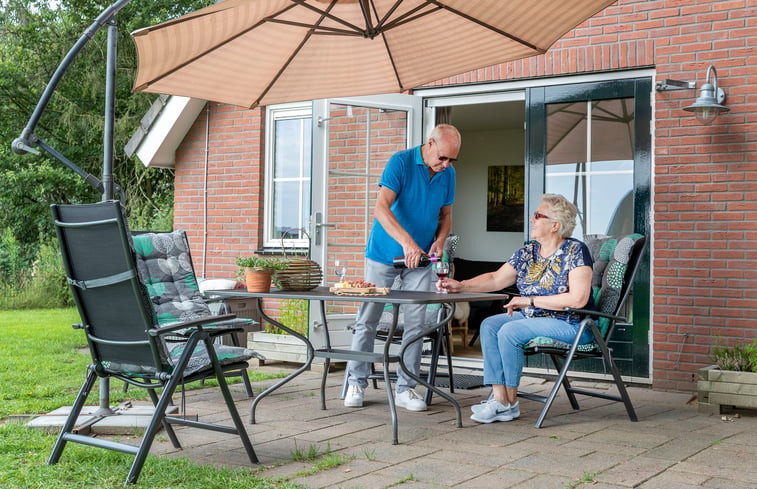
[530,296,535,307]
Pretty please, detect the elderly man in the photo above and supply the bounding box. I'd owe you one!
[344,124,461,411]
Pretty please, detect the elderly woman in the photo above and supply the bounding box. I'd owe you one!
[438,193,594,423]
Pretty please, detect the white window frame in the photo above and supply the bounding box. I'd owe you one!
[263,102,312,249]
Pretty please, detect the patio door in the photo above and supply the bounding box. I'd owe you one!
[525,78,652,379]
[308,95,422,350]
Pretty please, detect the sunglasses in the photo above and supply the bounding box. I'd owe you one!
[533,211,553,220]
[432,139,458,164]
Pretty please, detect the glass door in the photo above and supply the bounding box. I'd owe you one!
[525,78,652,379]
[309,95,422,350]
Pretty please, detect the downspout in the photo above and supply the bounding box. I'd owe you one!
[201,104,210,278]
[363,110,371,238]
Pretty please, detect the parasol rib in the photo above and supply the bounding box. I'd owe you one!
[255,1,338,107]
[290,0,367,35]
[133,3,301,92]
[266,18,364,36]
[379,3,440,32]
[426,0,545,53]
[371,1,404,91]
[373,0,404,31]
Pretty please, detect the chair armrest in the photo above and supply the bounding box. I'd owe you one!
[564,307,627,323]
[149,313,238,336]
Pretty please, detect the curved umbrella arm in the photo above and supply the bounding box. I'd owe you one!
[11,0,132,202]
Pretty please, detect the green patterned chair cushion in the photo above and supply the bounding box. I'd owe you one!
[525,336,598,353]
[584,233,644,336]
[101,341,257,377]
[132,231,210,325]
[377,303,443,335]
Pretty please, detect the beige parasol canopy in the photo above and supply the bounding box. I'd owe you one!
[132,0,616,108]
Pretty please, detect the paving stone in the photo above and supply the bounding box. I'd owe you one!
[636,470,710,488]
[595,456,677,487]
[47,365,757,489]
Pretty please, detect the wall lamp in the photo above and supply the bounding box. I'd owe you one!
[656,65,729,125]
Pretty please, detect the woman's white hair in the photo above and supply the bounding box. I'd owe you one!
[541,193,578,238]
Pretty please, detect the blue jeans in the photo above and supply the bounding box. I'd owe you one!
[480,312,594,388]
[346,258,433,393]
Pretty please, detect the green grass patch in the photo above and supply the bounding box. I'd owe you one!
[0,422,304,489]
[0,308,299,488]
[0,308,281,419]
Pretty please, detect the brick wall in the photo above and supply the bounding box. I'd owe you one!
[172,0,756,391]
[174,103,265,280]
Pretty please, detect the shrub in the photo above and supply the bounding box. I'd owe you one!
[711,339,757,372]
[0,236,72,309]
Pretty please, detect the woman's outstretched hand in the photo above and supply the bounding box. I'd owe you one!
[436,277,461,294]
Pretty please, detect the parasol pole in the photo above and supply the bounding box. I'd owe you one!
[11,0,133,416]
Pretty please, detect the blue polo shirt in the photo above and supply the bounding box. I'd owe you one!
[365,145,455,265]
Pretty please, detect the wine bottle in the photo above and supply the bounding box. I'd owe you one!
[392,254,438,268]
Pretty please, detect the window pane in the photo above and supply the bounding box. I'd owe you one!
[591,98,634,162]
[272,181,300,239]
[547,102,586,166]
[546,97,635,238]
[275,118,310,178]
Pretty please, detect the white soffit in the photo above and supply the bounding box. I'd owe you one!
[127,96,206,168]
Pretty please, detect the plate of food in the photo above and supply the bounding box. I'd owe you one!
[329,280,390,296]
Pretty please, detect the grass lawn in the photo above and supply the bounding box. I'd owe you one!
[0,308,314,488]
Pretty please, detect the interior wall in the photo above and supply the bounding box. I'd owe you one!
[453,125,526,262]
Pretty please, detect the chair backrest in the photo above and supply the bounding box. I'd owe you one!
[51,201,167,377]
[131,230,212,326]
[583,233,647,337]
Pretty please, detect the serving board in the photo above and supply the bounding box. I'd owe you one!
[329,286,390,296]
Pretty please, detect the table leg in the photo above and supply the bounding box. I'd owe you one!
[249,298,314,424]
[398,304,462,428]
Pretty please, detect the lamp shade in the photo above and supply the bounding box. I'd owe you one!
[683,66,729,125]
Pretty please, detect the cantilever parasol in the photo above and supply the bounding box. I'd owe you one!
[132,0,616,108]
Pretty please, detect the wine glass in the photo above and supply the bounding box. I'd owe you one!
[334,258,347,283]
[432,261,450,294]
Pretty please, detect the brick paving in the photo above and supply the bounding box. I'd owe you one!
[149,364,757,489]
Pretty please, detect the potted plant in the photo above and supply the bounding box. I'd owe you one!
[236,255,286,292]
[697,339,757,414]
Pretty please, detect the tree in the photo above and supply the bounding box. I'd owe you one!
[0,0,211,263]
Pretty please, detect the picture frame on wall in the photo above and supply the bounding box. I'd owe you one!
[486,165,525,232]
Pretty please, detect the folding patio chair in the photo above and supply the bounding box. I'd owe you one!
[519,234,647,428]
[48,201,258,484]
[131,229,256,397]
[367,302,455,405]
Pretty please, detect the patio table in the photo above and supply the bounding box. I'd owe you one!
[211,286,508,444]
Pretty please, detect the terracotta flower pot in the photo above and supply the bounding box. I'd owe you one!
[244,267,273,293]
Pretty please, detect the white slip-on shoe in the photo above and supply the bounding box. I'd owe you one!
[470,398,513,423]
[344,385,365,408]
[395,388,427,412]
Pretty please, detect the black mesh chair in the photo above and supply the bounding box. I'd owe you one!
[48,201,258,485]
[131,229,256,397]
[519,234,647,428]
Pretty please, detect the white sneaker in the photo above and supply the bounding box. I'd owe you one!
[395,388,427,412]
[470,398,513,423]
[470,392,495,414]
[471,399,520,419]
[344,385,365,408]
